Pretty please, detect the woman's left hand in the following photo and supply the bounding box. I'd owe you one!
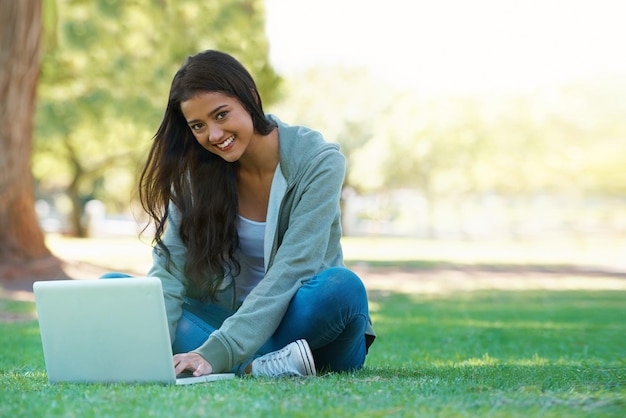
[173,352,213,376]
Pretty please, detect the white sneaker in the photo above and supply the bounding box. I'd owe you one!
[251,339,316,377]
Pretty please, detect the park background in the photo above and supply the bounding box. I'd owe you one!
[22,0,626,246]
[26,0,626,280]
[0,1,625,416]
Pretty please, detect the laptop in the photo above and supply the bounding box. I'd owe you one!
[33,277,235,385]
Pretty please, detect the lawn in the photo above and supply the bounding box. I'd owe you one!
[1,236,625,417]
[1,286,624,416]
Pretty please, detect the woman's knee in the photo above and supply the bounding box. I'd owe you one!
[301,267,368,314]
[318,267,367,299]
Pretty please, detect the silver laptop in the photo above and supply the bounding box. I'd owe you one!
[33,277,234,385]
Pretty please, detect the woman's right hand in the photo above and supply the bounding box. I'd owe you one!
[173,352,213,376]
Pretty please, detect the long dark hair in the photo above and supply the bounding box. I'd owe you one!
[139,50,275,299]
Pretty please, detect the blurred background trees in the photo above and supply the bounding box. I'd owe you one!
[0,0,65,280]
[4,0,624,250]
[271,67,626,238]
[34,0,279,237]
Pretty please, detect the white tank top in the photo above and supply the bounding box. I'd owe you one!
[235,215,265,303]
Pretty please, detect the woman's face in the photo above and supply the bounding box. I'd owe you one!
[180,91,255,162]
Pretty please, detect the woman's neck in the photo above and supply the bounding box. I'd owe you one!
[238,127,279,180]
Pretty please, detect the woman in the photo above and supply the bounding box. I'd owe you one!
[138,50,375,377]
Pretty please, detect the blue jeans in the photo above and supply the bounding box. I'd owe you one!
[101,267,370,374]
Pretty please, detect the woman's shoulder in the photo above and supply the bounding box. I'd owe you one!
[269,114,340,157]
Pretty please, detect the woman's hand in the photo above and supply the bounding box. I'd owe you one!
[173,352,213,377]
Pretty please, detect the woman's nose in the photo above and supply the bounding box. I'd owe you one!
[208,124,223,142]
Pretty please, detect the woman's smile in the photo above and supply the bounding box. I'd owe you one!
[216,135,235,151]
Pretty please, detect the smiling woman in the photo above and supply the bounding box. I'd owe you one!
[134,50,376,379]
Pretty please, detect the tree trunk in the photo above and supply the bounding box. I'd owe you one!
[0,0,66,283]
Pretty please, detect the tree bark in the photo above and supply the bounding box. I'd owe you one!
[0,0,66,282]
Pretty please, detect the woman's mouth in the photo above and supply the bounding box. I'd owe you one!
[216,135,235,150]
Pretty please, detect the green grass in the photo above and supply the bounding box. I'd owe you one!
[1,286,624,417]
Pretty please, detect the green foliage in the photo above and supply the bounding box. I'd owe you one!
[272,69,626,199]
[31,1,626,237]
[34,0,280,235]
[1,287,624,417]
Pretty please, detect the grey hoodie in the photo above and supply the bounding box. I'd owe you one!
[147,115,374,373]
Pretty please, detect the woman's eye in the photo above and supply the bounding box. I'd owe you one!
[190,123,203,131]
[216,111,228,120]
